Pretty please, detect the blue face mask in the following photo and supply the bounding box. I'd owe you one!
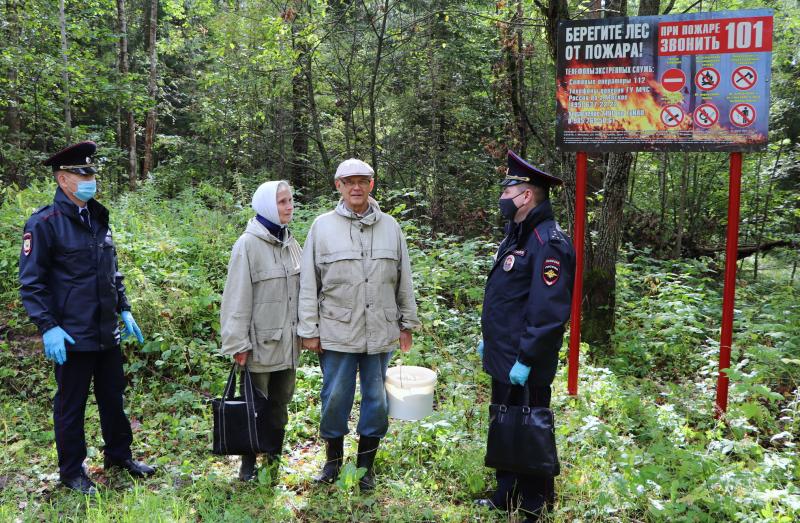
[73,180,97,202]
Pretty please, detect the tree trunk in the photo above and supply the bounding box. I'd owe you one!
[753,144,783,280]
[673,152,688,258]
[583,151,632,346]
[366,0,390,177]
[505,0,527,154]
[3,0,22,185]
[290,13,309,190]
[58,0,71,141]
[117,0,137,190]
[142,0,158,178]
[305,57,330,176]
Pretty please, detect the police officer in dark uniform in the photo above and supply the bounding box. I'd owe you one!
[476,150,575,522]
[19,141,155,494]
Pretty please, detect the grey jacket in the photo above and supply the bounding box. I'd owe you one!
[298,197,420,353]
[220,218,302,372]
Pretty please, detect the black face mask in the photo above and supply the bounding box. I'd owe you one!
[498,190,527,221]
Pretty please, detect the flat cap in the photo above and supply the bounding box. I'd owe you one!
[334,158,374,180]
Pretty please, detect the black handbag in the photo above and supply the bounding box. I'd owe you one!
[211,364,271,455]
[484,386,560,477]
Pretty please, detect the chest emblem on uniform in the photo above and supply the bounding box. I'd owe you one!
[503,254,515,272]
[542,258,561,286]
[22,232,32,256]
[512,249,527,257]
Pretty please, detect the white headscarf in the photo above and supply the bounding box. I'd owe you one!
[251,180,291,227]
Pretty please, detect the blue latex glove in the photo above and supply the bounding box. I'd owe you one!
[43,326,74,365]
[121,311,144,343]
[477,340,484,359]
[509,360,531,386]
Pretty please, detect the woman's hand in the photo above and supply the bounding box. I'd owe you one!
[234,351,251,366]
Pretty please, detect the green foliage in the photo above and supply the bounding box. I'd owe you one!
[1,184,798,521]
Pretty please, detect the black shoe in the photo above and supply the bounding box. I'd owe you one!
[356,436,380,491]
[314,437,344,484]
[104,457,156,478]
[239,454,257,482]
[61,472,97,495]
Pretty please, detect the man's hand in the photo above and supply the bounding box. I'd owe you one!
[400,329,413,353]
[509,360,531,386]
[43,326,74,365]
[303,337,322,354]
[234,351,250,366]
[121,311,144,344]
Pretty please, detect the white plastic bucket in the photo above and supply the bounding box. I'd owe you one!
[385,365,437,421]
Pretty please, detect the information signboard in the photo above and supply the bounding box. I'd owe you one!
[556,9,773,152]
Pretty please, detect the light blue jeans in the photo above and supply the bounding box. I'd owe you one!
[318,351,393,439]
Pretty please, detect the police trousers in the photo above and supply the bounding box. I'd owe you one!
[53,347,133,479]
[489,379,555,516]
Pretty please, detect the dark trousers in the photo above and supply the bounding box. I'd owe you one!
[490,379,555,516]
[241,368,296,457]
[53,347,133,479]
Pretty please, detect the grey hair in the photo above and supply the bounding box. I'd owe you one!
[276,180,292,194]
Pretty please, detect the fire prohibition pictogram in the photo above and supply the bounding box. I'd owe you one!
[660,105,684,127]
[695,67,720,91]
[693,103,719,128]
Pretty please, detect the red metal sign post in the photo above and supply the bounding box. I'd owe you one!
[715,152,743,416]
[567,152,587,396]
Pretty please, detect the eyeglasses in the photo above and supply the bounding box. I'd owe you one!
[341,178,371,188]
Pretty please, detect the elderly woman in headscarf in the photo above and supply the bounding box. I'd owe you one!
[219,180,302,481]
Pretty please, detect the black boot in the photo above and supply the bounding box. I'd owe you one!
[356,436,380,491]
[314,437,344,484]
[239,454,257,482]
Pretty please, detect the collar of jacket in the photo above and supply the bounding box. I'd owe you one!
[53,186,109,226]
[505,198,554,246]
[335,196,382,225]
[245,217,292,245]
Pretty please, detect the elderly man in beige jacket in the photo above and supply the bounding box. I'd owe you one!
[220,180,302,482]
[298,158,420,491]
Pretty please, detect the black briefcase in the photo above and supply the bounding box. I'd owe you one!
[484,388,560,477]
[211,364,271,455]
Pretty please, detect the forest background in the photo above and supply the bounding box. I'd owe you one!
[0,0,798,521]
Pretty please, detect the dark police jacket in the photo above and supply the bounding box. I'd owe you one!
[481,200,576,386]
[19,187,130,351]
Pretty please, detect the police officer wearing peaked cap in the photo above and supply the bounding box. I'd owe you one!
[475,150,576,522]
[19,141,155,495]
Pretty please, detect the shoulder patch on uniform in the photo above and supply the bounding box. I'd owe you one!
[542,258,561,286]
[22,232,32,256]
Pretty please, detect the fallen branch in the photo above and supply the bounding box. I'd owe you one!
[692,240,798,260]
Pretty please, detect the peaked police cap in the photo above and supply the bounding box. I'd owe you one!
[43,141,98,176]
[502,150,562,188]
